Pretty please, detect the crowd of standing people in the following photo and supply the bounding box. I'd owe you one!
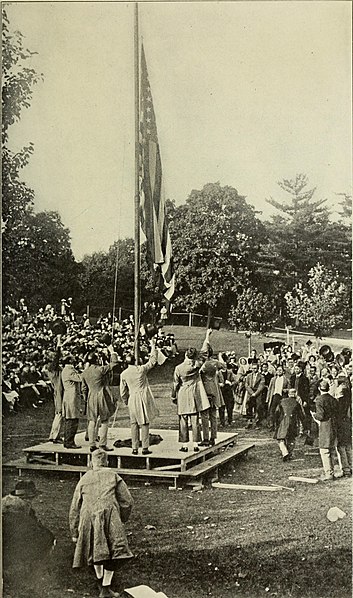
[171,335,352,481]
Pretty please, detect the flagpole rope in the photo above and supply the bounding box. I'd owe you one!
[110,130,126,428]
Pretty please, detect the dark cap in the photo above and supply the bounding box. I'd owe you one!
[11,480,40,498]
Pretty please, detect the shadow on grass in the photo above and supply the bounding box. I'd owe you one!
[128,539,352,598]
[4,536,351,598]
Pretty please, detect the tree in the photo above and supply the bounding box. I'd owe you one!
[2,8,42,305]
[336,192,352,221]
[2,10,80,310]
[3,208,80,310]
[285,263,351,338]
[260,174,352,310]
[228,287,277,333]
[168,183,264,319]
[79,239,135,315]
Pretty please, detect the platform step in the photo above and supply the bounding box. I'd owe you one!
[179,442,254,478]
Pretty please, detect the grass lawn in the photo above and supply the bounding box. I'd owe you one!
[2,327,352,598]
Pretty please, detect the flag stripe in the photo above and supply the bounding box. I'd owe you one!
[139,44,174,299]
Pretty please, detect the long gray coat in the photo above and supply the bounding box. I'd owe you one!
[315,392,338,449]
[69,467,133,567]
[120,350,159,425]
[172,358,210,415]
[62,365,82,419]
[81,363,116,422]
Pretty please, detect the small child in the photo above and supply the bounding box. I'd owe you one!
[275,388,306,462]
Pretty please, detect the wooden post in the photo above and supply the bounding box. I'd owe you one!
[87,305,90,318]
[189,312,192,327]
[285,325,290,345]
[206,306,212,329]
[118,307,122,321]
[248,333,252,356]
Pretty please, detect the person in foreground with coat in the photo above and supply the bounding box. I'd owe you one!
[2,480,55,588]
[69,448,133,598]
[120,338,158,455]
[172,347,210,452]
[311,379,339,481]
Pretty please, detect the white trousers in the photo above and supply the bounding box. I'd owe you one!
[319,447,336,479]
[49,412,62,440]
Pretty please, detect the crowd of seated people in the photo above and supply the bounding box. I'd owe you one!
[2,301,178,415]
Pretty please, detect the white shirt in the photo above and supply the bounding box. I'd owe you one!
[274,375,284,396]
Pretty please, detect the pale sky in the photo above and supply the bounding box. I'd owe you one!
[6,1,352,260]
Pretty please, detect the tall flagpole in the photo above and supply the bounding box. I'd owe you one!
[134,2,140,363]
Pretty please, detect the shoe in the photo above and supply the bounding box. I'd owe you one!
[198,440,210,447]
[132,449,138,455]
[99,586,121,598]
[100,445,113,452]
[84,435,89,442]
[343,470,352,477]
[90,446,98,453]
[194,447,200,452]
[64,444,82,449]
[209,439,215,446]
[52,439,63,444]
[179,447,188,452]
[282,454,290,462]
[142,448,152,455]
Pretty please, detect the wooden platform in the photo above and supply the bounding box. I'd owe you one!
[3,427,254,488]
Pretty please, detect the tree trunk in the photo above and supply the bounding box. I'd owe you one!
[206,306,212,329]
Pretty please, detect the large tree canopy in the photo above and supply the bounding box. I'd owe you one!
[79,239,158,317]
[228,288,277,334]
[285,263,351,338]
[168,182,264,316]
[261,174,351,293]
[2,9,80,309]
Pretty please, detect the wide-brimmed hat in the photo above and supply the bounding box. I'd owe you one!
[11,480,40,498]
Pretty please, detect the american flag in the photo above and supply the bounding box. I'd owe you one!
[139,44,175,301]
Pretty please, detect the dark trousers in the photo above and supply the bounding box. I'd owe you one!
[254,394,267,424]
[201,405,218,441]
[64,418,79,447]
[219,394,235,425]
[246,395,255,418]
[178,414,201,443]
[268,394,282,430]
